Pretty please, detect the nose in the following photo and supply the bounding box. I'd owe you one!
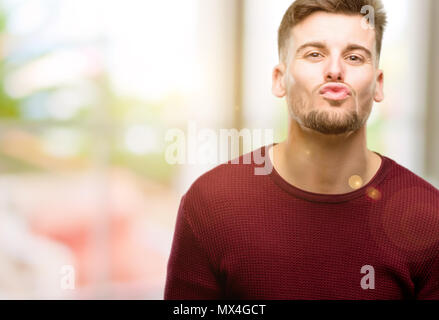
[324,56,345,82]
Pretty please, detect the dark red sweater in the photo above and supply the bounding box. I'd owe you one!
[165,144,439,299]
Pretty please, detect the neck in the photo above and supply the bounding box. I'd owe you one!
[270,119,382,194]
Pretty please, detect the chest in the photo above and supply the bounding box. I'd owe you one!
[217,210,414,299]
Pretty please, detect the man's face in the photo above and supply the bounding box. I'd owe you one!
[273,12,384,135]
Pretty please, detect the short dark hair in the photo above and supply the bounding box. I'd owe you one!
[278,0,387,61]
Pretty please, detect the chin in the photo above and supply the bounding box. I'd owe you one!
[308,125,358,136]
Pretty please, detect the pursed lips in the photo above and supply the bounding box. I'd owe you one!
[319,84,351,101]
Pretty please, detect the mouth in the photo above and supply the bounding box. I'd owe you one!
[319,84,351,101]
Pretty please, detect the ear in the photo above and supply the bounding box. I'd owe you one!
[374,69,384,103]
[272,63,287,98]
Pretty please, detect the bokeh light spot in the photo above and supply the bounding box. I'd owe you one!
[348,175,363,190]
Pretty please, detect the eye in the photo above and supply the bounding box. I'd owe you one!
[306,52,323,59]
[346,55,364,63]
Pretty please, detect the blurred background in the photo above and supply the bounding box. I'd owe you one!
[0,0,437,299]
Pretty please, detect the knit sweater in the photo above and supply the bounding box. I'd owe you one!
[165,144,439,300]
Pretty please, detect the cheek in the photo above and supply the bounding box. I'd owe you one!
[287,63,319,94]
[349,71,376,98]
[357,81,376,101]
[354,82,377,114]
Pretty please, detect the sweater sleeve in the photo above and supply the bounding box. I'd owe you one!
[164,195,223,299]
[416,249,439,300]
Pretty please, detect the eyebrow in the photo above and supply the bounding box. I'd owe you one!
[296,41,372,59]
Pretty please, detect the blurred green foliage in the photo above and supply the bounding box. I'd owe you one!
[0,7,21,119]
[111,151,176,185]
[0,4,175,185]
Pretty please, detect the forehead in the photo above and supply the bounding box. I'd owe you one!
[291,11,376,53]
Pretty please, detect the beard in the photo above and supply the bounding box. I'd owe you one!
[288,93,367,135]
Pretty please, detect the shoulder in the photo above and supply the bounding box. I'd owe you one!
[182,146,272,212]
[380,156,439,253]
[383,156,439,197]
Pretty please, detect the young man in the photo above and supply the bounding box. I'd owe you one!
[165,0,439,299]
